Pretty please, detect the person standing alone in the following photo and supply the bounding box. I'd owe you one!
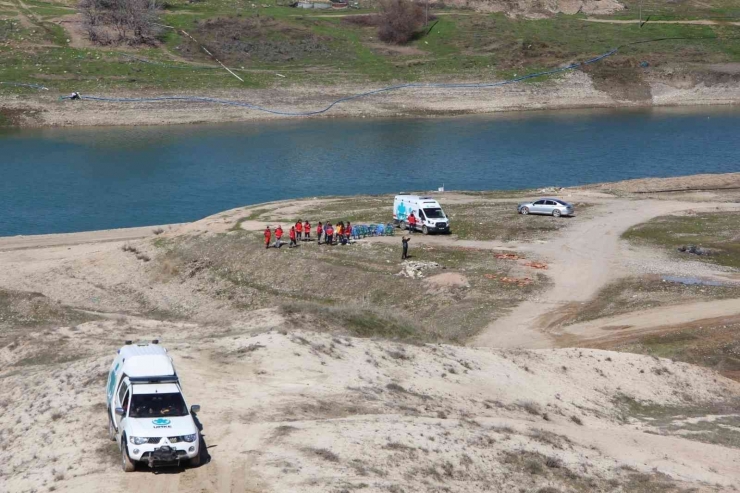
[402,236,410,259]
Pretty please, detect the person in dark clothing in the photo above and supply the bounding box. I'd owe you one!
[402,236,410,259]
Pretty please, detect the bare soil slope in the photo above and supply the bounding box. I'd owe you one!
[2,174,740,492]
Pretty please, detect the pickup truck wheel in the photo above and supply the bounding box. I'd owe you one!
[121,441,136,472]
[108,418,116,441]
[189,453,201,467]
[422,226,429,235]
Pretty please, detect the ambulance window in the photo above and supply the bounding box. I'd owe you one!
[423,208,445,219]
[117,380,129,404]
[122,390,130,415]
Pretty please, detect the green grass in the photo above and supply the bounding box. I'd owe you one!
[614,393,740,449]
[623,212,740,269]
[445,202,594,242]
[609,319,740,381]
[3,0,740,96]
[567,276,740,325]
[157,230,543,343]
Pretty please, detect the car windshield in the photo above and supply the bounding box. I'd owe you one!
[129,392,188,418]
[423,208,446,219]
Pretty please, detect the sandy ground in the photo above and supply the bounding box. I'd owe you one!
[3,174,740,492]
[4,68,740,127]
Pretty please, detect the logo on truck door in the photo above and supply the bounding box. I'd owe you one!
[152,418,172,428]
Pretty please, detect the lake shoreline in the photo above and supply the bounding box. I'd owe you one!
[3,71,740,127]
[2,172,738,241]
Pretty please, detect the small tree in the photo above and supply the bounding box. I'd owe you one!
[377,0,425,45]
[80,0,161,46]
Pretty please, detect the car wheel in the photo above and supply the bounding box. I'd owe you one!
[108,417,117,442]
[189,453,202,468]
[521,207,529,215]
[121,439,136,472]
[422,226,429,235]
[552,209,561,217]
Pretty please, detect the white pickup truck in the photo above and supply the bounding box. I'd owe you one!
[106,341,202,471]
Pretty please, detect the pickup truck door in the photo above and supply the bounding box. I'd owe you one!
[115,378,130,432]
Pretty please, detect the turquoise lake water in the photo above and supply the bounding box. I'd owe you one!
[1,107,738,236]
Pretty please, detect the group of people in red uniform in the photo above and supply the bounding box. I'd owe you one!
[263,220,354,249]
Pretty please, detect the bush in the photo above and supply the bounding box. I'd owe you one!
[377,0,425,45]
[342,14,380,27]
[79,0,162,46]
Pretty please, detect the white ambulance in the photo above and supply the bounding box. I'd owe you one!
[106,341,201,471]
[393,194,450,234]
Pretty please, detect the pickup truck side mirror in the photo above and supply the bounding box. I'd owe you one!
[115,407,125,416]
[190,405,201,414]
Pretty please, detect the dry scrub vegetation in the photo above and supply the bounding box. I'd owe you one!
[564,275,740,326]
[79,0,163,45]
[153,230,545,343]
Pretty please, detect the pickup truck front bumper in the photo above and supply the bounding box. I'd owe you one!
[127,442,198,467]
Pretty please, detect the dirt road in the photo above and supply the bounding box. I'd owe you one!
[471,199,740,348]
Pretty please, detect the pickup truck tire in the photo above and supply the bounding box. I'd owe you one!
[189,453,201,467]
[121,438,136,472]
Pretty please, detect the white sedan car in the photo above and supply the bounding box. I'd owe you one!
[517,198,574,217]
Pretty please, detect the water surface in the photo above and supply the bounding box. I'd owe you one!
[1,107,738,236]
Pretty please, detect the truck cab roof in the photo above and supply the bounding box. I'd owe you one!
[117,343,177,381]
[132,383,180,395]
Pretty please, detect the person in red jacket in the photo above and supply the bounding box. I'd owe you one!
[304,220,311,241]
[344,221,352,244]
[264,226,272,249]
[316,222,324,244]
[407,212,417,233]
[274,225,283,248]
[325,223,334,245]
[295,220,303,242]
[289,226,297,248]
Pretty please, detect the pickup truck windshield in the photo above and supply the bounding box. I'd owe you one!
[423,208,446,219]
[130,392,188,418]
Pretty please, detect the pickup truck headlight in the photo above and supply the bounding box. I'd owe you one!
[129,436,149,445]
[182,433,197,443]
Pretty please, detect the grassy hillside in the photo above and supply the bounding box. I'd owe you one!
[1,0,740,95]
